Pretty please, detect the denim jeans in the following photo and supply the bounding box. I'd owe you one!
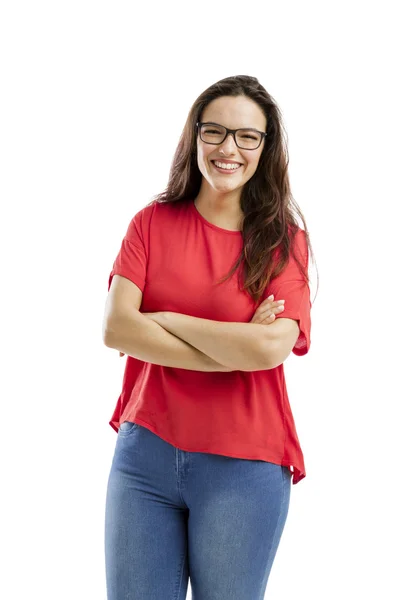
[104,421,292,600]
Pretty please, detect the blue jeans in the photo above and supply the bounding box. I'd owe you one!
[104,422,292,600]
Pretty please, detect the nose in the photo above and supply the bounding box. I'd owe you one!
[219,132,237,155]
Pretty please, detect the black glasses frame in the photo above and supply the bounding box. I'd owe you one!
[196,121,268,150]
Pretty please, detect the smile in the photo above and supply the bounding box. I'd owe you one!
[211,160,242,173]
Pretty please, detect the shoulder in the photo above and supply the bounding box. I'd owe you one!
[288,225,308,264]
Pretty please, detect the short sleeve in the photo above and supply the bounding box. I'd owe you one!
[265,229,311,356]
[108,211,147,293]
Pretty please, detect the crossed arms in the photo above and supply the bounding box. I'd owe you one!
[104,309,299,372]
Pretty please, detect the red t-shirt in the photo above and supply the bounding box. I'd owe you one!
[107,198,311,484]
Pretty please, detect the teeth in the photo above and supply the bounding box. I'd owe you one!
[214,160,241,170]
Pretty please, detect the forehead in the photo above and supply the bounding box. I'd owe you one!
[202,95,266,130]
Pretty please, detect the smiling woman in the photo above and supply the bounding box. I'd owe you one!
[104,74,317,600]
[194,95,268,222]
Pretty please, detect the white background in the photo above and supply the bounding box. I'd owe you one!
[1,1,399,598]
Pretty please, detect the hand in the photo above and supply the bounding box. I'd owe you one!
[118,312,165,357]
[250,294,285,325]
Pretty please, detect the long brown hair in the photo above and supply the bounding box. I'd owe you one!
[147,74,319,305]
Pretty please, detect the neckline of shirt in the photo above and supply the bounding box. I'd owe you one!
[189,198,243,235]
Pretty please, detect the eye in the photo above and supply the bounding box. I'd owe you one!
[238,131,258,140]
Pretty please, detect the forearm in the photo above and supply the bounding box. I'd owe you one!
[156,312,268,371]
[104,311,233,372]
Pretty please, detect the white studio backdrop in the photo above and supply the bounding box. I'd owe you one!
[1,1,399,599]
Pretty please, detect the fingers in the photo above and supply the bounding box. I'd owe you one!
[258,304,284,318]
[261,297,285,308]
[255,301,285,324]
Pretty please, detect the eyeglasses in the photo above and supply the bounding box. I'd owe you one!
[196,121,267,150]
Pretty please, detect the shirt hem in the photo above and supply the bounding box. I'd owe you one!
[109,417,306,485]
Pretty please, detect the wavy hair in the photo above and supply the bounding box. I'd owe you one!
[147,74,319,305]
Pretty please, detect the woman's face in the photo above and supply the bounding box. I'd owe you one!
[196,95,267,197]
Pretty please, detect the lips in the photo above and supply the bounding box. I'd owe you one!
[211,160,243,167]
[211,160,243,174]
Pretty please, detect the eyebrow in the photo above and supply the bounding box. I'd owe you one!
[203,121,265,132]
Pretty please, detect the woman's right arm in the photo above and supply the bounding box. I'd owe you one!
[104,275,232,372]
[104,312,233,372]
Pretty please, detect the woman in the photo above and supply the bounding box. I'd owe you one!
[103,74,317,599]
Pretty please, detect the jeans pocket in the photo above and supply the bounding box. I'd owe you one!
[118,421,139,436]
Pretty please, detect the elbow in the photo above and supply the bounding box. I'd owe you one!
[102,319,119,348]
[263,342,290,370]
[104,336,113,348]
[102,313,113,347]
[103,330,115,348]
[102,312,142,349]
[256,339,284,371]
[240,339,280,372]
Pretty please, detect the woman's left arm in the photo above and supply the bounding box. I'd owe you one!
[143,311,272,372]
